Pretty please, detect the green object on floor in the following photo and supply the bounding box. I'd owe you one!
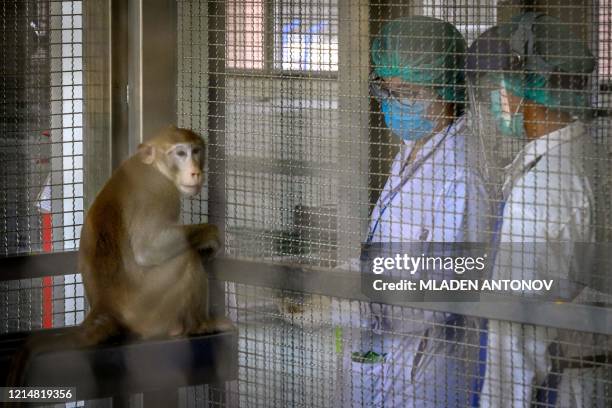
[351,350,386,364]
[335,326,343,354]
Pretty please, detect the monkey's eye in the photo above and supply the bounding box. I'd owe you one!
[192,148,201,156]
[176,150,187,158]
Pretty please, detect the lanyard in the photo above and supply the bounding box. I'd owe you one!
[491,201,506,248]
[366,126,453,243]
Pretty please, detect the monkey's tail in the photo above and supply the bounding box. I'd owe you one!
[3,312,121,408]
[3,327,82,408]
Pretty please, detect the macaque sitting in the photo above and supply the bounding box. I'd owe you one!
[78,125,233,342]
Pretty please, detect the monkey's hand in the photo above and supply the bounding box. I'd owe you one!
[187,224,221,256]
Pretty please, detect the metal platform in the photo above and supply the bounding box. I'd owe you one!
[0,327,238,403]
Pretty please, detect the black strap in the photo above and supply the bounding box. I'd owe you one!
[509,12,558,73]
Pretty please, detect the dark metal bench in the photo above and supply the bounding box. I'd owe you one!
[0,252,238,407]
[0,328,237,406]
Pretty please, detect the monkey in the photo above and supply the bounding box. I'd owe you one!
[78,125,231,341]
[5,126,233,394]
[77,124,233,340]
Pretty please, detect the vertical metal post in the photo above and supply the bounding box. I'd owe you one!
[83,0,113,202]
[141,0,178,138]
[110,0,130,169]
[368,1,403,208]
[337,0,370,264]
[206,0,229,321]
[128,0,177,147]
[207,0,227,237]
[207,0,235,406]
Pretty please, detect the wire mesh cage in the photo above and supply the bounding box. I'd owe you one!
[3,0,612,407]
[0,0,107,335]
[176,0,612,406]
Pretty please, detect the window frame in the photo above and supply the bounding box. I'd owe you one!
[225,0,339,78]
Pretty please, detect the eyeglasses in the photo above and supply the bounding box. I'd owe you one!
[369,73,438,105]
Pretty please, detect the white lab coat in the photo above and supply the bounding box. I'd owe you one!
[480,121,612,408]
[335,118,491,407]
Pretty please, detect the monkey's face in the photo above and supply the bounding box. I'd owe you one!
[138,127,207,197]
[163,142,205,197]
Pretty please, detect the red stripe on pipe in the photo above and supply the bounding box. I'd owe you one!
[41,213,53,329]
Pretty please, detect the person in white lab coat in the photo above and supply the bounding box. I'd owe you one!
[334,16,491,407]
[467,12,612,408]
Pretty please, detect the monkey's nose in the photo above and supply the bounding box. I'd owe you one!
[190,171,202,184]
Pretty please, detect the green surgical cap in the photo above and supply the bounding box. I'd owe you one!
[502,72,590,113]
[371,16,467,103]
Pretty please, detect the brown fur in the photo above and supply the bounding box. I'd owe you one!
[79,126,230,339]
[6,126,232,395]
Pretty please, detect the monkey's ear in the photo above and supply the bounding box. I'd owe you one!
[137,143,156,165]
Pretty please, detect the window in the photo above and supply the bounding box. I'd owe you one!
[275,1,338,71]
[226,0,264,69]
[226,0,339,72]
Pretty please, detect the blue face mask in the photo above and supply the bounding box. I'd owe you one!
[490,89,526,138]
[381,98,436,141]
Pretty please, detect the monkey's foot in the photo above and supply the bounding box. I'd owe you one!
[194,317,235,334]
[169,327,184,337]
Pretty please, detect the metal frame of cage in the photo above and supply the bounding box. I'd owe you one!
[2,0,612,406]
